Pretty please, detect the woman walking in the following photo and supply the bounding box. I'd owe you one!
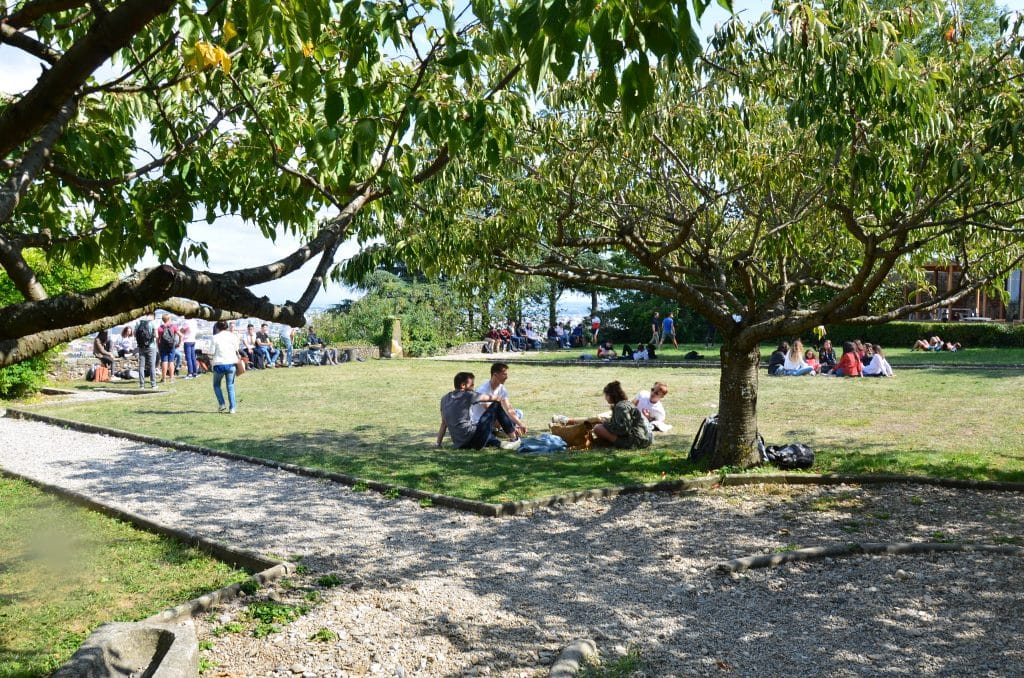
[210,320,241,413]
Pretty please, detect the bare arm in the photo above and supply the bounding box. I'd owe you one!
[436,418,447,447]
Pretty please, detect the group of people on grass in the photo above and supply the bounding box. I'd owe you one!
[767,338,894,377]
[437,362,669,451]
[911,335,962,352]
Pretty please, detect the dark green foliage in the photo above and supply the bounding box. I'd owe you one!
[0,353,51,399]
[603,289,706,344]
[310,273,469,356]
[820,321,1024,349]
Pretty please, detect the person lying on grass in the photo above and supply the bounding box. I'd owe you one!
[437,371,521,450]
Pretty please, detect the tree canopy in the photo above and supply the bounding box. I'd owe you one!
[369,1,1024,466]
[0,0,722,367]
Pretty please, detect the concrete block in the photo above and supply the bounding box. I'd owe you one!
[52,618,197,678]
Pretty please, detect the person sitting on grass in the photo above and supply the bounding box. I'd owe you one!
[597,341,618,359]
[783,339,815,376]
[437,371,521,450]
[767,341,789,376]
[944,340,962,352]
[803,348,821,374]
[632,382,671,431]
[818,339,837,373]
[833,341,863,377]
[116,325,136,358]
[863,343,894,377]
[592,381,652,449]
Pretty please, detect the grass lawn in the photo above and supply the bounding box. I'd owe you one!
[0,477,247,678]
[29,357,1024,502]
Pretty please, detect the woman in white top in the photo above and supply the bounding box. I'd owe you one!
[863,344,894,377]
[783,339,815,376]
[210,320,241,413]
[632,382,671,431]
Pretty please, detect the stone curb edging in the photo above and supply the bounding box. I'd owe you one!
[717,541,1024,573]
[146,560,295,624]
[7,409,1024,520]
[549,639,598,677]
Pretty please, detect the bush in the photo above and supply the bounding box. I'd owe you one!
[0,352,51,399]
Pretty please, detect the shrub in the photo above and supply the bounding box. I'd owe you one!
[0,352,51,399]
[823,321,1024,349]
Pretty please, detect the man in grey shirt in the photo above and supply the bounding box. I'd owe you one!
[437,371,520,449]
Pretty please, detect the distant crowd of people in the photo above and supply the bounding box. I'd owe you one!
[90,313,355,413]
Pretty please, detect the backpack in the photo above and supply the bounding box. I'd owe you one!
[158,324,176,349]
[688,415,719,464]
[135,319,154,347]
[85,365,96,382]
[689,414,765,465]
[763,443,815,470]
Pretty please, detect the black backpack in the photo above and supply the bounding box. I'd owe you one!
[158,323,176,349]
[135,319,154,347]
[688,415,719,464]
[763,443,815,470]
[689,414,766,466]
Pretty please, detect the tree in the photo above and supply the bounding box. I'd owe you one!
[0,0,719,368]
[373,1,1024,467]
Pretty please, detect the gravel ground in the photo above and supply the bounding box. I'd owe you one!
[1,408,1022,677]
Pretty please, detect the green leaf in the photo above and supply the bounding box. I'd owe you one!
[325,88,344,126]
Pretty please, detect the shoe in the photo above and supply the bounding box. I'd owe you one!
[551,414,570,425]
[218,406,227,412]
[229,409,236,414]
[500,439,522,451]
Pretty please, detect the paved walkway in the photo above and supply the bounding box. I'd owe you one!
[2,409,1023,676]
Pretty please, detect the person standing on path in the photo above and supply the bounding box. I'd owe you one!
[280,324,296,367]
[180,315,199,379]
[591,314,601,345]
[157,314,181,383]
[211,320,241,413]
[650,311,660,345]
[135,312,158,389]
[660,311,678,349]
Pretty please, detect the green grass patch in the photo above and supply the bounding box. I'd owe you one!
[38,358,1024,502]
[0,477,247,677]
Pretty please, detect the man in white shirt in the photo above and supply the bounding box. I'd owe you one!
[470,362,527,437]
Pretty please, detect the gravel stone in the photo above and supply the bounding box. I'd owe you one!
[2,412,1023,676]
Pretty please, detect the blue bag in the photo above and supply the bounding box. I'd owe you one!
[517,433,568,454]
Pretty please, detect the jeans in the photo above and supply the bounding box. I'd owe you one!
[212,364,237,410]
[138,343,157,387]
[282,336,293,366]
[257,346,279,367]
[783,367,814,376]
[462,403,518,450]
[184,342,197,376]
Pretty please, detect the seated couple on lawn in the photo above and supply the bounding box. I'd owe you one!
[437,364,528,450]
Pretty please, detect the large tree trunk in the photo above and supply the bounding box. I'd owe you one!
[710,343,762,469]
[590,290,598,316]
[547,282,559,327]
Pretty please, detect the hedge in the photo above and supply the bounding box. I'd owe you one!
[816,321,1024,349]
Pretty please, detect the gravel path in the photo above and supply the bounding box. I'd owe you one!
[2,410,1023,677]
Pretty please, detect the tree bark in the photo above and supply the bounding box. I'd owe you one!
[710,343,762,469]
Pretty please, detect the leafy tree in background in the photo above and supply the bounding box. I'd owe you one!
[0,0,721,367]
[372,1,1024,468]
[310,271,469,356]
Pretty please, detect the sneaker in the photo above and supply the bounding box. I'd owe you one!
[500,439,522,451]
[551,414,570,425]
[229,409,236,414]
[218,406,227,413]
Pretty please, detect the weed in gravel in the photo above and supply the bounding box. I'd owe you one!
[419,497,434,508]
[384,487,401,499]
[311,627,340,643]
[211,622,245,636]
[352,481,369,492]
[580,645,642,677]
[304,590,322,602]
[245,599,310,638]
[238,579,259,595]
[198,639,214,651]
[316,574,344,587]
[198,657,217,674]
[994,535,1024,545]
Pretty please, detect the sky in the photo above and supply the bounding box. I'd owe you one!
[2,0,1023,309]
